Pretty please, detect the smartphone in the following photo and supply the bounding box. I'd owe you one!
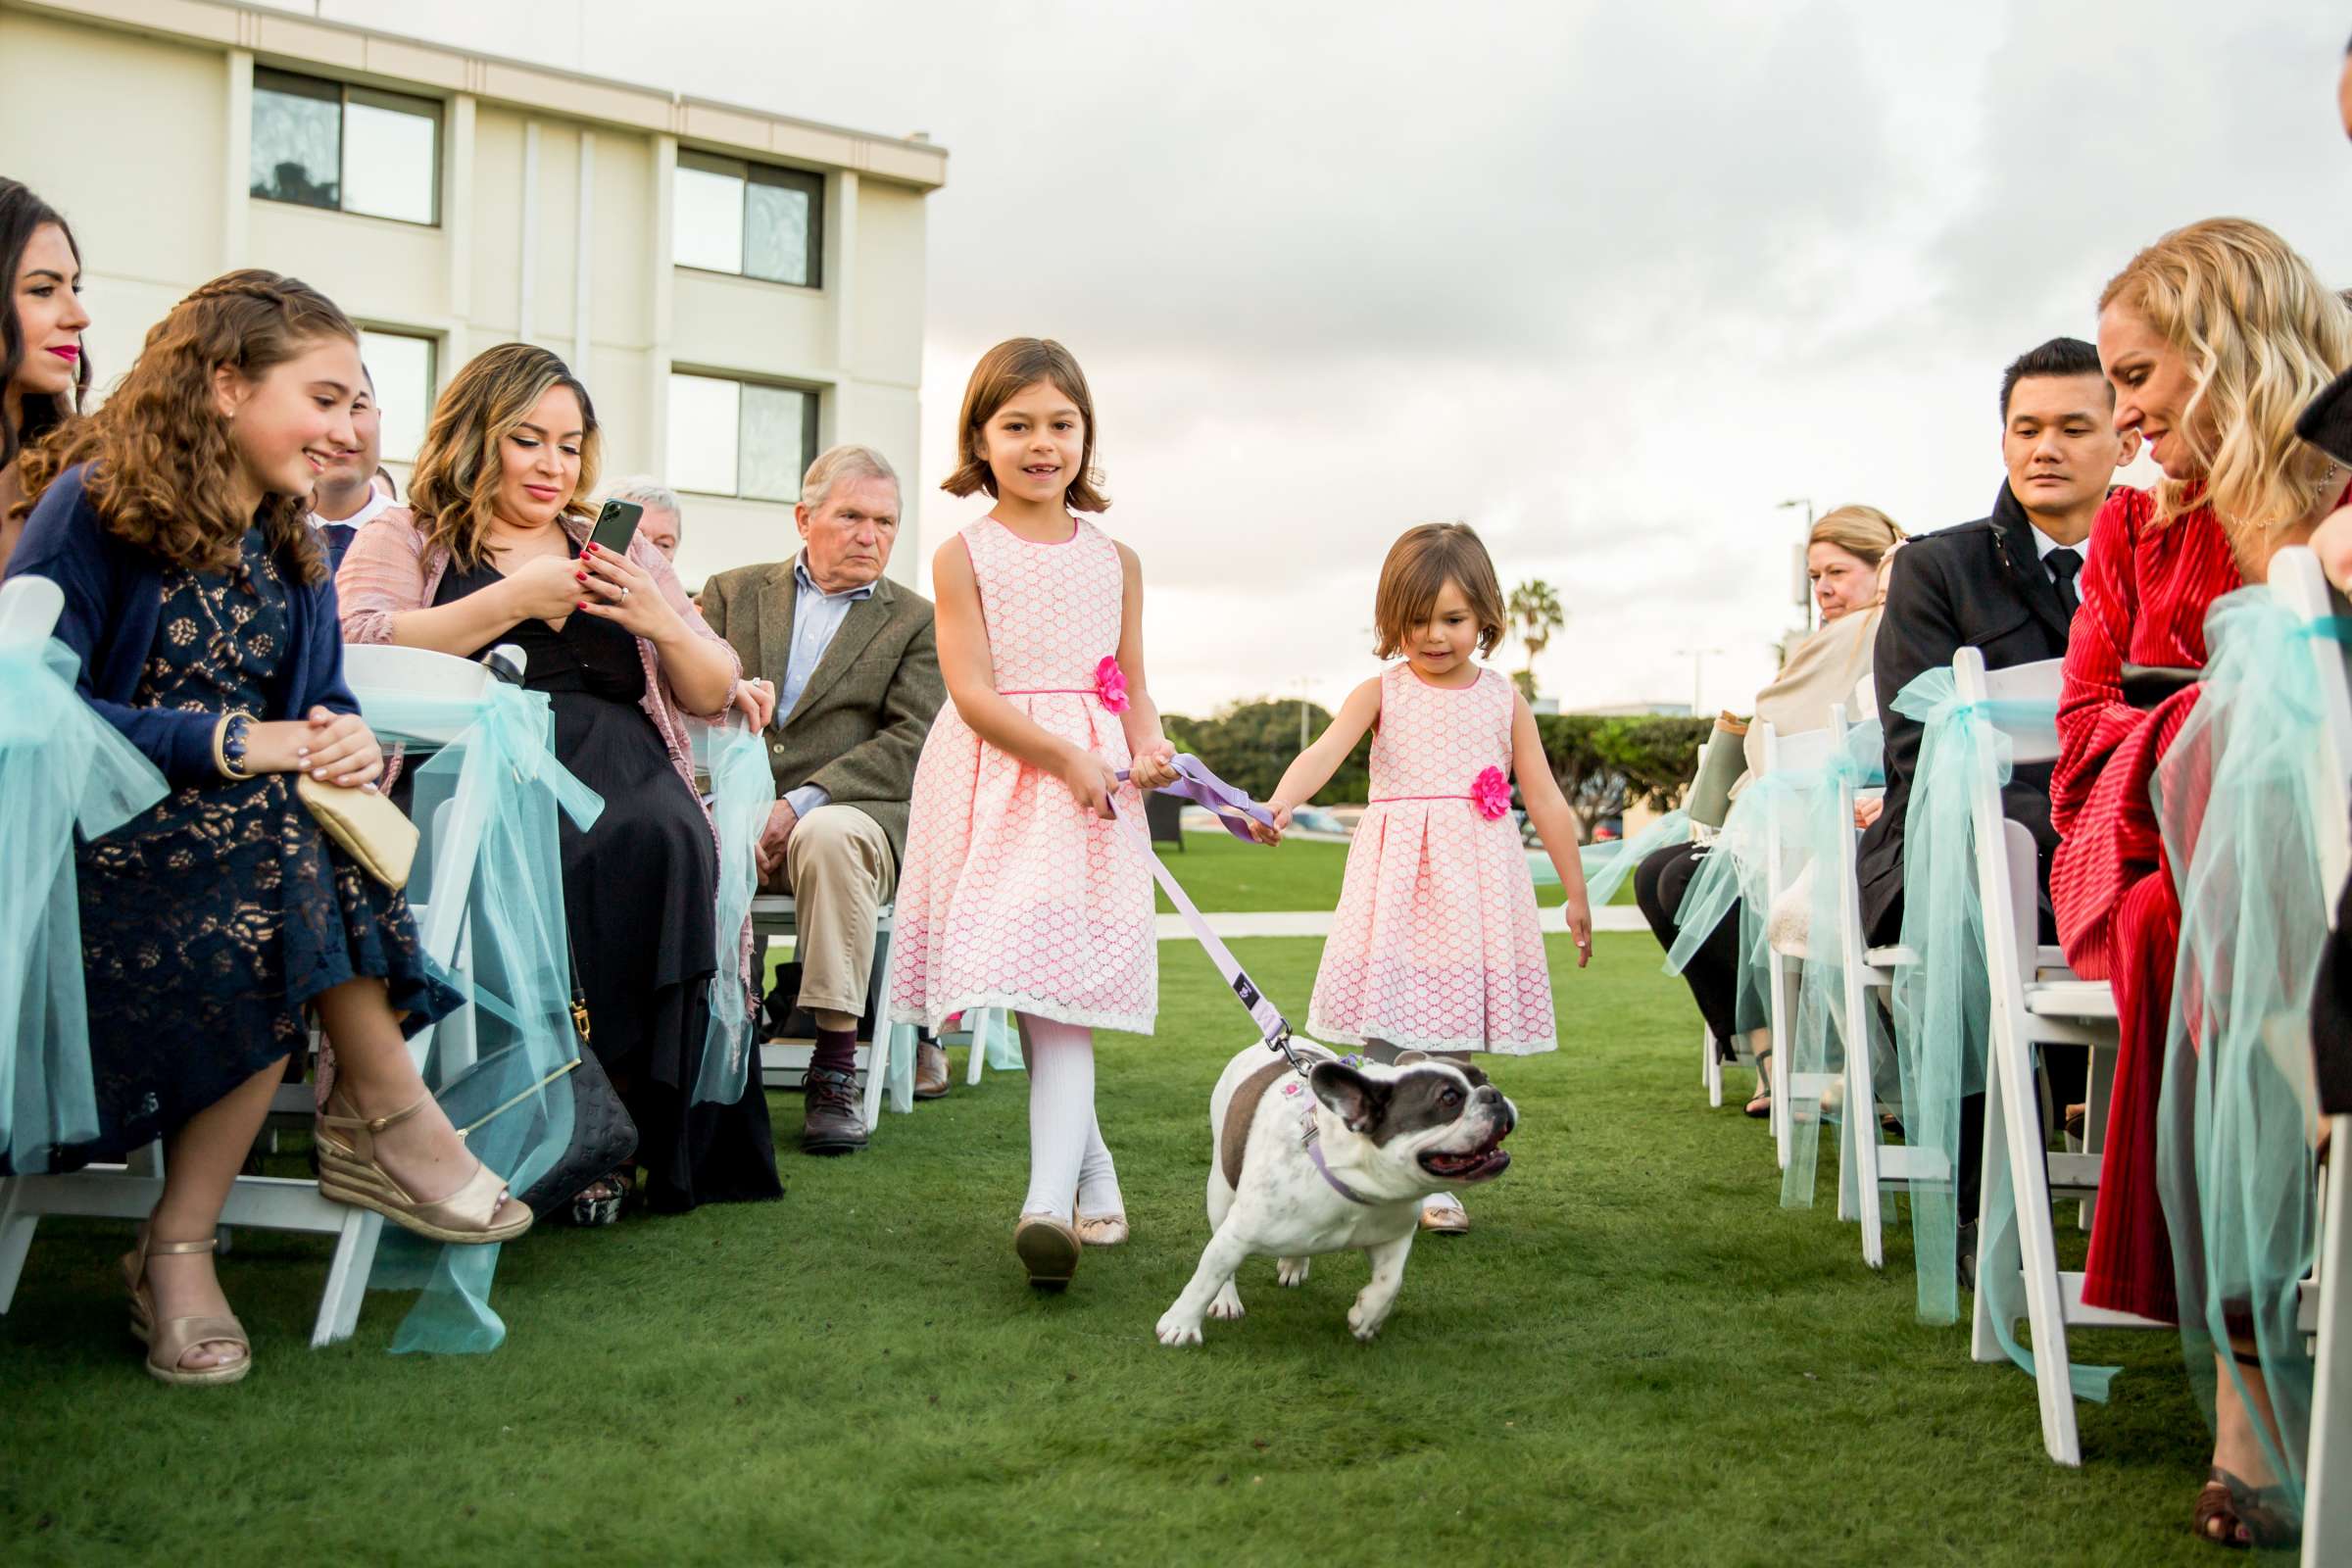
[587,498,643,557]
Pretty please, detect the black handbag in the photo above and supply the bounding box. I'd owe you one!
[515,948,639,1220]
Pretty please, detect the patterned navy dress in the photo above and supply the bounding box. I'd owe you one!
[71,527,455,1159]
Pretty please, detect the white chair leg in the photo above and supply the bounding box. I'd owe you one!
[0,1180,34,1314]
[1847,1030,1885,1264]
[1770,957,1795,1170]
[1703,1027,1723,1108]
[887,1021,915,1115]
[312,1206,383,1348]
[2307,1113,2350,1568]
[860,1034,890,1134]
[965,1009,989,1087]
[1998,1031,2084,1465]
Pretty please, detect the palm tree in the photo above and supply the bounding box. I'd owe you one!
[1507,578,1565,698]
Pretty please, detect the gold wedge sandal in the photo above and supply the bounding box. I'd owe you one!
[316,1090,533,1246]
[122,1230,250,1388]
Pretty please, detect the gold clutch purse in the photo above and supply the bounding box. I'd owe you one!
[296,774,420,891]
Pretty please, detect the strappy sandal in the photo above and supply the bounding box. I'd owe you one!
[316,1089,532,1246]
[2194,1466,2301,1549]
[1744,1051,1773,1119]
[1074,1210,1130,1247]
[122,1229,250,1388]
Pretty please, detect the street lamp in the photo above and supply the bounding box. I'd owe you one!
[1673,645,1727,716]
[1778,496,1817,625]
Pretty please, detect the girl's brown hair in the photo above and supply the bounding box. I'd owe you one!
[408,342,601,571]
[1373,522,1506,660]
[940,337,1110,513]
[22,268,353,585]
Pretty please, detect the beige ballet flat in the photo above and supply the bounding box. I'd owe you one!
[1014,1213,1081,1290]
[316,1090,532,1246]
[122,1230,250,1387]
[1419,1197,1470,1235]
[1074,1210,1130,1248]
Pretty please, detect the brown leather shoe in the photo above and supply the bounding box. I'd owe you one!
[801,1065,867,1155]
[913,1041,951,1101]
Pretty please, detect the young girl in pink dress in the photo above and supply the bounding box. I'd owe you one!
[1258,523,1592,1233]
[888,338,1178,1289]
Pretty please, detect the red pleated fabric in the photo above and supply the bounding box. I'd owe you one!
[2050,486,2241,1323]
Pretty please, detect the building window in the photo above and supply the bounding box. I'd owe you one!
[359,328,437,464]
[250,69,442,226]
[672,151,822,288]
[668,372,817,503]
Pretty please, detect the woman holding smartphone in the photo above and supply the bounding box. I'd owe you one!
[338,342,781,1217]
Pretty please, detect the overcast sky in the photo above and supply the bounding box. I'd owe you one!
[303,0,2352,720]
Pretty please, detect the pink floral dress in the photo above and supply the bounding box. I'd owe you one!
[1308,663,1556,1054]
[887,515,1155,1034]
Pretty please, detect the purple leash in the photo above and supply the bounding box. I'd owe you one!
[1110,755,1310,1076]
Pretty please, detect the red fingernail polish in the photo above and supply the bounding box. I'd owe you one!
[576,601,587,611]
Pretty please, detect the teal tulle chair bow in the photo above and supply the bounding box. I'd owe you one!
[2150,586,2345,1518]
[1884,666,2119,1402]
[1775,717,1884,1210]
[1576,808,1690,907]
[357,675,602,1353]
[0,638,169,1174]
[696,720,775,1103]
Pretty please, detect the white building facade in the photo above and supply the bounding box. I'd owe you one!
[0,0,945,587]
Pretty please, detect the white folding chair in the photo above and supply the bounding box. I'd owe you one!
[1673,756,1761,1112]
[2272,547,2352,1566]
[1758,718,1838,1170]
[1955,646,2164,1466]
[954,1008,1020,1087]
[1806,702,1921,1255]
[0,634,511,1347]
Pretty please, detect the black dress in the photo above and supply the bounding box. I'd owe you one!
[434,554,779,1211]
[70,528,456,1160]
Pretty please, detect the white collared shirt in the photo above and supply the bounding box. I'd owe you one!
[774,555,879,819]
[309,487,392,534]
[2025,517,2091,586]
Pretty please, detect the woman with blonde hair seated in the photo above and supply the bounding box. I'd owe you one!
[1634,504,1905,1117]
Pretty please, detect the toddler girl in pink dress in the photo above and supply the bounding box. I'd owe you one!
[1257,523,1592,1233]
[888,338,1178,1290]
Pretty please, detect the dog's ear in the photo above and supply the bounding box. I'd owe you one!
[1392,1050,1432,1067]
[1309,1062,1390,1135]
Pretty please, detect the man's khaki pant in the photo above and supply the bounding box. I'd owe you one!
[761,805,897,1024]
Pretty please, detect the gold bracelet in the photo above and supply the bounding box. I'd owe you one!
[213,710,255,779]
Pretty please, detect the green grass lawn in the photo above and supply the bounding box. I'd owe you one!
[0,933,2218,1567]
[1152,829,1352,913]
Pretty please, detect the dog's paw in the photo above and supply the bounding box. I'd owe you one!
[1276,1256,1310,1289]
[1347,1303,1388,1343]
[1154,1311,1204,1348]
[1208,1281,1246,1320]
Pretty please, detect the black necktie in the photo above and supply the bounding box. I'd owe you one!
[2047,547,2082,618]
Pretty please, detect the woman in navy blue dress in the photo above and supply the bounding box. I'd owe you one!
[7,271,528,1386]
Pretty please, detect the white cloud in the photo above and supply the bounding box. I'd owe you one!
[320,0,2352,716]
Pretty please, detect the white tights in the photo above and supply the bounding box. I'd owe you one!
[1018,1013,1122,1221]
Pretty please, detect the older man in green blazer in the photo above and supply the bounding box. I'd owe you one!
[701,445,945,1155]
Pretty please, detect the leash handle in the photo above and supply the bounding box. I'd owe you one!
[1111,760,1306,1071]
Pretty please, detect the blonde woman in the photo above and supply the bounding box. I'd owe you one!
[2051,218,2350,1548]
[1634,505,1904,1118]
[338,343,781,1217]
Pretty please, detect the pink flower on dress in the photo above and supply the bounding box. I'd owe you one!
[1471,765,1511,821]
[1094,656,1130,713]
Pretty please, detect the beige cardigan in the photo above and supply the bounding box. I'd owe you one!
[1735,605,1882,792]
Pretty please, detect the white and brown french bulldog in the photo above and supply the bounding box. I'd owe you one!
[1154,1039,1516,1347]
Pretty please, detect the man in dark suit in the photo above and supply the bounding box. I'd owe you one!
[1856,337,2137,1271]
[701,445,945,1155]
[1858,336,2139,946]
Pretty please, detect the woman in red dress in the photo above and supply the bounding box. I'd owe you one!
[2054,217,2350,1546]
